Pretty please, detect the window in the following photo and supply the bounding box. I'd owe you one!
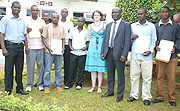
[73,12,83,19]
[0,7,6,20]
[0,7,6,15]
[83,0,98,2]
[42,10,55,17]
[26,9,40,16]
[102,14,106,21]
[26,9,55,17]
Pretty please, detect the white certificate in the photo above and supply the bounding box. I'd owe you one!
[134,35,150,54]
[28,21,41,38]
[72,34,85,49]
[51,39,63,55]
[155,40,174,63]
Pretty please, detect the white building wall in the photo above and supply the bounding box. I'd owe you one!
[0,0,115,22]
[0,0,116,66]
[68,0,115,23]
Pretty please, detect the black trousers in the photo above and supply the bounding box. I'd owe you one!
[4,43,24,91]
[106,48,125,98]
[63,45,70,85]
[67,53,86,87]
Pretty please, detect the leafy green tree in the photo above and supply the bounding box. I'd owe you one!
[114,0,156,24]
[151,0,179,23]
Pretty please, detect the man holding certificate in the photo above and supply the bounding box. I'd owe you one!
[152,6,180,106]
[26,5,45,92]
[64,17,89,90]
[42,12,66,94]
[127,8,157,106]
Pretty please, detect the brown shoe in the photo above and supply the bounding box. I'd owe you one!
[44,88,50,93]
[56,87,63,91]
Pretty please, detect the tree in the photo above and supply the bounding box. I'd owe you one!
[151,0,179,23]
[114,0,156,24]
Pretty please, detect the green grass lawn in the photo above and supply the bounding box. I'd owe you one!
[1,67,180,111]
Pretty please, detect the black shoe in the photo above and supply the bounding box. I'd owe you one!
[116,97,123,102]
[101,92,114,97]
[127,97,136,102]
[144,100,150,105]
[16,89,29,95]
[169,101,176,106]
[152,98,164,103]
[34,83,37,87]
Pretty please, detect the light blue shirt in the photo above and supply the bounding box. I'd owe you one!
[0,14,27,43]
[131,21,157,60]
[69,26,89,56]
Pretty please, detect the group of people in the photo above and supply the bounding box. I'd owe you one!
[0,1,180,107]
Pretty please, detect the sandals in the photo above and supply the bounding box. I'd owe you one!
[88,87,96,93]
[88,87,102,93]
[97,87,102,94]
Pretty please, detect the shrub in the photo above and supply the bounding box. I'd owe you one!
[70,18,88,29]
[0,91,68,111]
[114,0,156,24]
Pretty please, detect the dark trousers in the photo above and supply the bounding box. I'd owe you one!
[63,45,70,85]
[106,48,125,98]
[67,53,86,87]
[4,43,24,91]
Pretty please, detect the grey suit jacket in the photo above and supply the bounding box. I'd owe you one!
[101,20,131,60]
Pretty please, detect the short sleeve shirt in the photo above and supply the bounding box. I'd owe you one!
[42,23,66,52]
[0,14,27,43]
[26,17,46,49]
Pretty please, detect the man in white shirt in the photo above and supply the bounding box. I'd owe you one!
[59,8,74,85]
[64,17,89,90]
[26,5,45,92]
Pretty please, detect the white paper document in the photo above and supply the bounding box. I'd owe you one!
[134,35,150,54]
[28,21,42,38]
[155,40,174,63]
[72,34,85,49]
[51,39,63,55]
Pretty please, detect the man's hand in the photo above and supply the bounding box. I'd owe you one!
[171,47,175,54]
[39,28,43,34]
[62,48,64,54]
[101,54,104,61]
[81,47,86,51]
[48,48,53,54]
[70,47,74,51]
[132,34,139,40]
[143,51,151,56]
[120,55,126,62]
[27,28,32,33]
[2,48,9,56]
[25,46,29,54]
[156,46,160,51]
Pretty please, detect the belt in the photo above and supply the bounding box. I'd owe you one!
[5,41,23,45]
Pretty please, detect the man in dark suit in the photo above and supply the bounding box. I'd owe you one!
[101,7,131,102]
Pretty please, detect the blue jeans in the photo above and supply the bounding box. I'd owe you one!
[44,52,63,89]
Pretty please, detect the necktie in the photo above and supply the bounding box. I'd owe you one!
[110,21,117,48]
